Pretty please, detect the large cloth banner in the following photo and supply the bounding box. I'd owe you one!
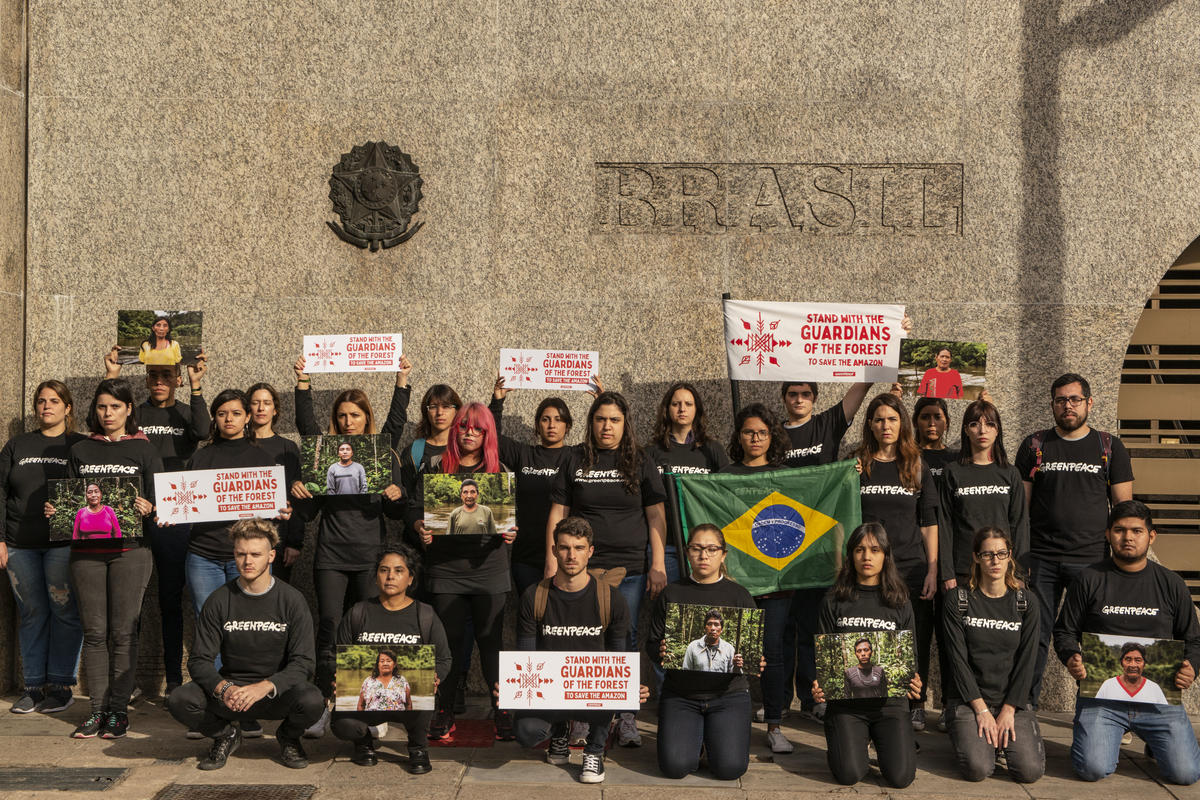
[302,333,403,372]
[723,299,904,382]
[675,460,862,595]
[497,650,639,711]
[154,466,288,524]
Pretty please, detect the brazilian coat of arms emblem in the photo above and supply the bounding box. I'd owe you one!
[327,141,424,251]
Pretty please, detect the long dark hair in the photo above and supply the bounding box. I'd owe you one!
[370,649,399,679]
[857,393,923,491]
[652,382,712,450]
[535,397,573,441]
[957,399,1008,467]
[416,384,462,439]
[911,396,949,448]
[726,403,786,466]
[832,522,909,608]
[86,379,139,436]
[142,315,173,350]
[207,388,254,443]
[246,382,281,426]
[582,391,642,493]
[34,379,76,433]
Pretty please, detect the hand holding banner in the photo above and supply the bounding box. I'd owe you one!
[154,466,287,524]
[723,300,904,383]
[498,650,639,710]
[499,348,599,391]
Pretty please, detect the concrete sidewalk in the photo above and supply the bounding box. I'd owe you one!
[1,694,1197,800]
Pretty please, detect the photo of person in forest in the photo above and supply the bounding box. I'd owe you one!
[299,433,390,496]
[815,631,915,701]
[115,309,203,367]
[334,644,437,715]
[1079,633,1183,705]
[446,478,497,535]
[47,477,142,542]
[661,602,763,673]
[422,472,516,534]
[898,339,987,401]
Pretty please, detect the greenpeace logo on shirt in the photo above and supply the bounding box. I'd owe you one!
[542,625,603,636]
[17,456,68,466]
[929,467,944,478]
[523,467,559,477]
[223,620,288,632]
[956,486,1010,496]
[575,469,620,482]
[1039,461,1102,475]
[142,425,185,437]
[658,465,710,475]
[1102,605,1158,617]
[965,616,1021,631]
[357,632,421,644]
[860,485,914,496]
[836,616,896,630]
[786,444,823,459]
[78,464,139,475]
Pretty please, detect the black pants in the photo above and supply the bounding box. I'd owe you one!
[430,592,506,709]
[314,567,376,694]
[824,699,916,787]
[515,710,613,755]
[166,680,325,741]
[657,690,751,780]
[150,525,190,686]
[331,711,434,748]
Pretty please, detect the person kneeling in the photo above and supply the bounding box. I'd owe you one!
[510,516,634,784]
[166,519,323,770]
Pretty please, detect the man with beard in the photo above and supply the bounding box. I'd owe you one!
[1093,643,1168,704]
[1015,373,1133,704]
[1054,501,1200,785]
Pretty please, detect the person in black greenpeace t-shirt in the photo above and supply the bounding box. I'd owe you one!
[512,516,633,784]
[489,384,579,597]
[1014,373,1134,705]
[331,544,451,773]
[246,382,305,578]
[779,380,874,468]
[1053,500,1200,786]
[167,519,323,770]
[811,523,922,788]
[646,523,761,781]
[942,527,1043,783]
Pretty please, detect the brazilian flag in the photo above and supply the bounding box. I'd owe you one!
[675,460,861,595]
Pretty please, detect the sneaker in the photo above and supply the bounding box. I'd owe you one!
[754,706,765,723]
[494,709,515,741]
[351,738,378,767]
[302,705,329,739]
[936,707,950,733]
[72,711,106,739]
[910,708,926,731]
[186,729,205,739]
[1121,731,1133,745]
[767,727,794,754]
[100,711,128,739]
[428,708,456,740]
[278,737,309,769]
[616,712,641,747]
[568,720,590,747]
[10,689,43,714]
[240,719,263,739]
[547,724,570,765]
[408,747,432,774]
[367,722,388,740]
[580,752,605,783]
[198,727,241,771]
[35,686,74,714]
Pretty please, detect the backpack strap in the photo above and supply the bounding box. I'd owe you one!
[416,602,433,641]
[956,587,969,616]
[533,578,552,623]
[1027,430,1048,481]
[1015,588,1028,615]
[1097,431,1113,486]
[410,438,426,470]
[595,576,610,630]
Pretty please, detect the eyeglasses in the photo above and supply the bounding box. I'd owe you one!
[976,549,1010,562]
[1051,396,1088,408]
[458,422,484,433]
[687,545,726,556]
[740,430,770,440]
[426,404,458,412]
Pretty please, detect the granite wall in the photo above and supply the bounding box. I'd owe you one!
[4,0,1200,709]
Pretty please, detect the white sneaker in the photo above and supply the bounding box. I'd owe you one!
[368,722,388,740]
[568,720,590,747]
[580,752,605,783]
[754,706,765,723]
[616,712,641,747]
[767,727,794,754]
[303,705,330,739]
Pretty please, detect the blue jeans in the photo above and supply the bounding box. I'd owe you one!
[6,546,82,687]
[185,552,240,615]
[1072,698,1200,785]
[657,690,751,780]
[617,572,648,650]
[756,594,797,724]
[1028,556,1088,705]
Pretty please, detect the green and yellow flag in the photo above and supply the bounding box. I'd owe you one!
[675,460,861,595]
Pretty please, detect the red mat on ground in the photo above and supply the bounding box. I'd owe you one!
[426,718,496,748]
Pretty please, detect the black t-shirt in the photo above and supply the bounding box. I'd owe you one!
[0,431,86,548]
[185,438,281,561]
[420,459,512,595]
[817,584,914,708]
[942,588,1040,707]
[646,577,756,699]
[256,434,305,550]
[783,404,850,467]
[68,435,164,551]
[334,597,453,681]
[1054,559,1200,669]
[517,576,630,652]
[498,438,578,568]
[858,460,937,587]
[139,395,210,471]
[718,462,783,475]
[651,438,729,566]
[937,461,1028,579]
[1014,429,1133,563]
[919,447,957,483]
[550,449,667,575]
[188,578,315,694]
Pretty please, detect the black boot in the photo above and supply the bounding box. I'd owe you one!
[351,736,378,767]
[408,747,432,774]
